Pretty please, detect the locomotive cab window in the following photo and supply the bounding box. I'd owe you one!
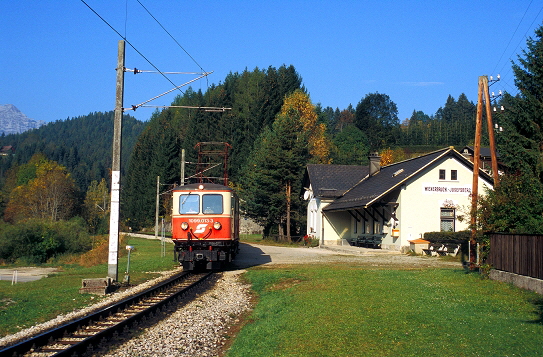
[203,194,223,214]
[179,194,200,214]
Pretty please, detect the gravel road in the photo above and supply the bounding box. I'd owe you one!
[233,242,462,269]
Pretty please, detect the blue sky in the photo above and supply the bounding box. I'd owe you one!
[1,1,542,124]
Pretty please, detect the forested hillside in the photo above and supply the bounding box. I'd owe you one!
[0,63,487,238]
[0,111,145,191]
[123,65,304,229]
[121,64,481,232]
[0,55,530,238]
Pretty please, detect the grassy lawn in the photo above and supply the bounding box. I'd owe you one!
[226,265,543,357]
[2,236,543,356]
[0,237,177,337]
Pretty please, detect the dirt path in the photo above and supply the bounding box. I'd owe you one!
[0,267,60,283]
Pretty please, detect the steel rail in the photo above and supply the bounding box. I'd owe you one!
[0,271,213,357]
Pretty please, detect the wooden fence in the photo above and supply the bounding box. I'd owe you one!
[488,233,543,280]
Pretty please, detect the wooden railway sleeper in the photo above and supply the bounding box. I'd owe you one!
[2,272,211,357]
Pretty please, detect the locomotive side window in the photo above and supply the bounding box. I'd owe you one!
[203,194,223,214]
[180,194,199,214]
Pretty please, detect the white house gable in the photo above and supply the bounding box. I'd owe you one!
[304,148,494,250]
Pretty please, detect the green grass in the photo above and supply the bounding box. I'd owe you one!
[226,265,543,356]
[0,237,177,337]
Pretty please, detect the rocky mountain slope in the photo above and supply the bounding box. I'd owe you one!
[0,104,45,135]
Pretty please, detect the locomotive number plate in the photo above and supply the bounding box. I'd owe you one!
[189,218,214,223]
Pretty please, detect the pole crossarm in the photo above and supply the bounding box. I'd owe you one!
[125,71,213,111]
[125,68,209,75]
[137,105,232,112]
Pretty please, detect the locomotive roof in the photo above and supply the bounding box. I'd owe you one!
[173,183,233,191]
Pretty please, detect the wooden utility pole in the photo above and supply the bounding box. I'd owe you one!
[470,76,484,267]
[108,40,125,281]
[286,182,291,243]
[482,78,500,186]
[470,75,500,268]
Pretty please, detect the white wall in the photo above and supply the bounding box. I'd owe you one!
[322,210,352,244]
[310,154,493,248]
[396,157,492,247]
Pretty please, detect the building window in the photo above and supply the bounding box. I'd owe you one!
[440,208,455,231]
[451,170,458,180]
[373,220,381,234]
[439,169,446,180]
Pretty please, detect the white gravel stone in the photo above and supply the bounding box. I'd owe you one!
[99,270,252,357]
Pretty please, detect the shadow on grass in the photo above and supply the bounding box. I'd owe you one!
[528,297,543,324]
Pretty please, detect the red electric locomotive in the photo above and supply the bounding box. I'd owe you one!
[171,182,240,270]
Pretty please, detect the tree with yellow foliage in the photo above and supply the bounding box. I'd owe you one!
[379,147,407,166]
[243,90,330,242]
[83,178,109,233]
[280,89,331,164]
[5,159,76,223]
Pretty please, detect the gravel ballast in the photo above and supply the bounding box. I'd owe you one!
[100,270,252,357]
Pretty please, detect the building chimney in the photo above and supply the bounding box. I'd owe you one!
[369,152,381,176]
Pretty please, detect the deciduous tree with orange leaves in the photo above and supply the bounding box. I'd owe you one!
[280,89,331,164]
[5,159,76,223]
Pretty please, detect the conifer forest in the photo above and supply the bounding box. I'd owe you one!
[1,22,543,261]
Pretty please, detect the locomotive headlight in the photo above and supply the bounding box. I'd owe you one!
[181,222,189,230]
[213,221,222,230]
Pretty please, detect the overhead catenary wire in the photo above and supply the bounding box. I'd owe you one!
[81,0,186,97]
[491,0,534,76]
[82,0,223,113]
[136,0,207,77]
[497,5,543,79]
[491,2,543,97]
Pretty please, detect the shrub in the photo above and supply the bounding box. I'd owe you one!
[0,218,91,264]
[423,231,472,257]
[423,231,471,243]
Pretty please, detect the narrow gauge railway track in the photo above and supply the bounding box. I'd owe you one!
[1,272,213,357]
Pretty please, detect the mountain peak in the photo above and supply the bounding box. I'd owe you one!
[0,104,45,135]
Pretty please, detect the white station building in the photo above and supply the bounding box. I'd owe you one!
[303,147,494,251]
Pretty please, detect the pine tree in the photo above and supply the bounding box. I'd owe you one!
[499,23,543,180]
[354,92,399,150]
[242,91,321,241]
[479,23,543,234]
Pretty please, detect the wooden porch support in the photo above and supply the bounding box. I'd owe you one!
[372,206,386,223]
[348,210,360,222]
[380,203,398,221]
[355,209,368,221]
[363,207,378,222]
